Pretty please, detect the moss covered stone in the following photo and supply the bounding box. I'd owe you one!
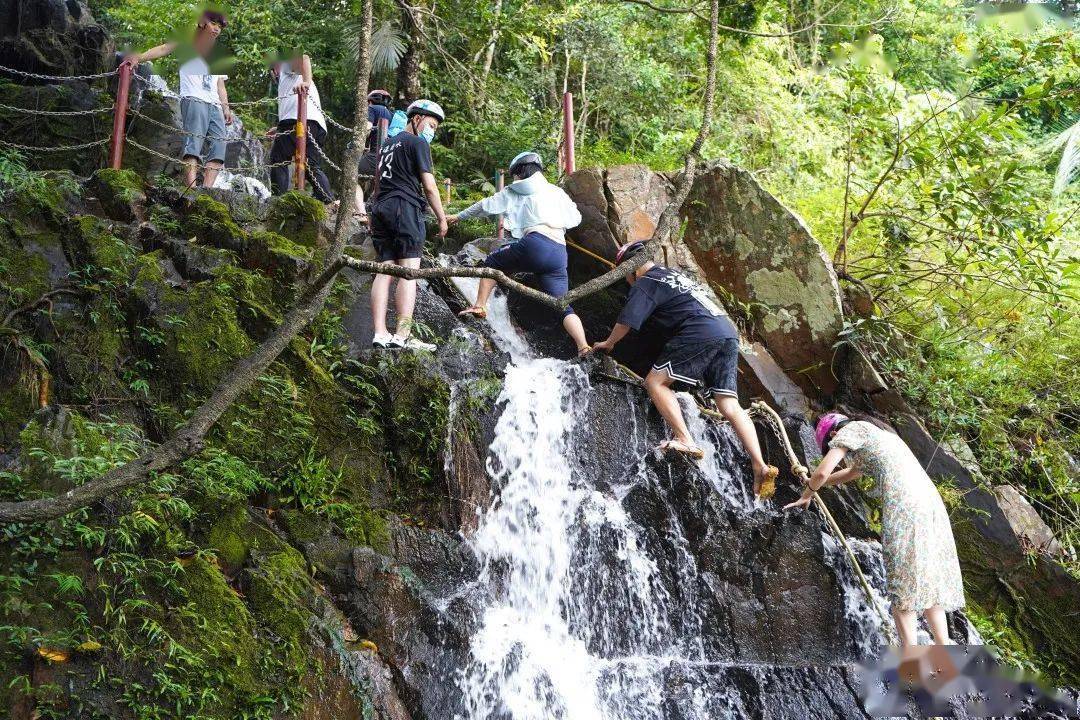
[68,215,136,278]
[89,168,146,222]
[184,194,248,253]
[265,191,326,248]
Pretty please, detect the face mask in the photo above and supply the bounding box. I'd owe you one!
[419,124,435,144]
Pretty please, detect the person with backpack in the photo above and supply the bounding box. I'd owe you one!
[267,54,334,203]
[368,99,449,351]
[123,10,232,189]
[350,89,396,220]
[450,152,589,356]
[590,241,770,493]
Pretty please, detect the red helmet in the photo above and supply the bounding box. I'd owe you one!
[367,89,392,105]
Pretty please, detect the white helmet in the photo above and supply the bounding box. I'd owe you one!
[509,151,542,173]
[406,99,445,122]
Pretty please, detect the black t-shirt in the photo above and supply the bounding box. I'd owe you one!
[375,131,432,210]
[618,266,738,344]
[365,104,393,153]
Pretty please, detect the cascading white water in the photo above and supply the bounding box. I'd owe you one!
[450,280,903,719]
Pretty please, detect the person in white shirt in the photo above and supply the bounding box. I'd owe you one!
[448,151,590,355]
[125,11,233,189]
[267,54,335,204]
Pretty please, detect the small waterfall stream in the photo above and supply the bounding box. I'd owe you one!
[442,281,903,719]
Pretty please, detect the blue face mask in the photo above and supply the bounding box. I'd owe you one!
[419,125,435,143]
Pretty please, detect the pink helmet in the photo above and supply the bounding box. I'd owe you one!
[815,412,849,453]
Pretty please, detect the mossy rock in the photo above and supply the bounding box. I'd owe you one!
[242,542,318,680]
[88,168,146,222]
[129,254,254,397]
[0,81,111,175]
[172,557,268,713]
[246,230,312,283]
[265,191,327,248]
[183,194,248,253]
[65,215,137,279]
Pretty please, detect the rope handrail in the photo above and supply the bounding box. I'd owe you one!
[601,357,897,644]
[0,64,119,82]
[0,137,110,153]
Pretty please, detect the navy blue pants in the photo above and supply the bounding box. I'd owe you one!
[482,232,574,317]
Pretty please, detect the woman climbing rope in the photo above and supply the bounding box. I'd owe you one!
[448,151,590,356]
[785,413,966,648]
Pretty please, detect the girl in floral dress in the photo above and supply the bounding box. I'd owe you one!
[784,413,966,646]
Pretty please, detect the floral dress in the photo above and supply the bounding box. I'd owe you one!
[830,421,966,612]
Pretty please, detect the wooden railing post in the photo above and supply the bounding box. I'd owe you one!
[562,91,575,175]
[293,84,308,191]
[444,178,452,204]
[108,61,133,170]
[496,169,505,241]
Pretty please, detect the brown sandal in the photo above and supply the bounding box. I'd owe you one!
[658,439,705,460]
[458,306,488,319]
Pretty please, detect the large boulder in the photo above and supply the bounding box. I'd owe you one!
[563,162,845,396]
[680,161,845,396]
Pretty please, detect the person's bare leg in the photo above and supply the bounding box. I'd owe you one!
[713,395,769,489]
[393,257,421,338]
[354,186,366,217]
[562,312,589,354]
[645,370,694,446]
[371,273,393,336]
[202,160,222,188]
[893,607,919,648]
[474,278,497,308]
[183,157,199,189]
[924,606,951,645]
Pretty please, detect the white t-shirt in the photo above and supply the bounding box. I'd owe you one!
[179,57,226,105]
[277,62,326,131]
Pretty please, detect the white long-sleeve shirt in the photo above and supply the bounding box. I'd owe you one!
[457,172,582,242]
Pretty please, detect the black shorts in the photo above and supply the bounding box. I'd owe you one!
[358,151,379,176]
[482,232,573,317]
[370,196,426,261]
[653,337,739,398]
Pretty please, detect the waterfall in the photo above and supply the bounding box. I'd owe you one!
[447,282,901,719]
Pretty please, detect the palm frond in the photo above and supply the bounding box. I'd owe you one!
[371,21,407,74]
[344,20,406,75]
[1047,120,1080,196]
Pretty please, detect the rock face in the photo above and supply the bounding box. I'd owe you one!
[0,0,113,80]
[680,161,845,395]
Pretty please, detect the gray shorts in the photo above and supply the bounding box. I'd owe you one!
[179,97,227,164]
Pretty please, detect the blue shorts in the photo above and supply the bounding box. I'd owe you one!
[653,337,739,398]
[179,97,227,164]
[482,232,574,317]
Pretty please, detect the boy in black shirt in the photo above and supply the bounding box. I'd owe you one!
[368,99,449,351]
[592,241,769,493]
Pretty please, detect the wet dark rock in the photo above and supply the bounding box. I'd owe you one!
[0,0,113,81]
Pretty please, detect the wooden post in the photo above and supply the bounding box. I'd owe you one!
[443,178,452,204]
[108,61,133,170]
[496,169,505,241]
[562,91,575,175]
[293,84,308,191]
[371,117,389,197]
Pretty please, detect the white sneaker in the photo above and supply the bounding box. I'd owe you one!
[372,332,394,348]
[392,335,436,352]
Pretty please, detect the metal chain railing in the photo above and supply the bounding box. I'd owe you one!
[0,63,118,83]
[0,137,110,153]
[0,100,113,117]
[124,136,294,173]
